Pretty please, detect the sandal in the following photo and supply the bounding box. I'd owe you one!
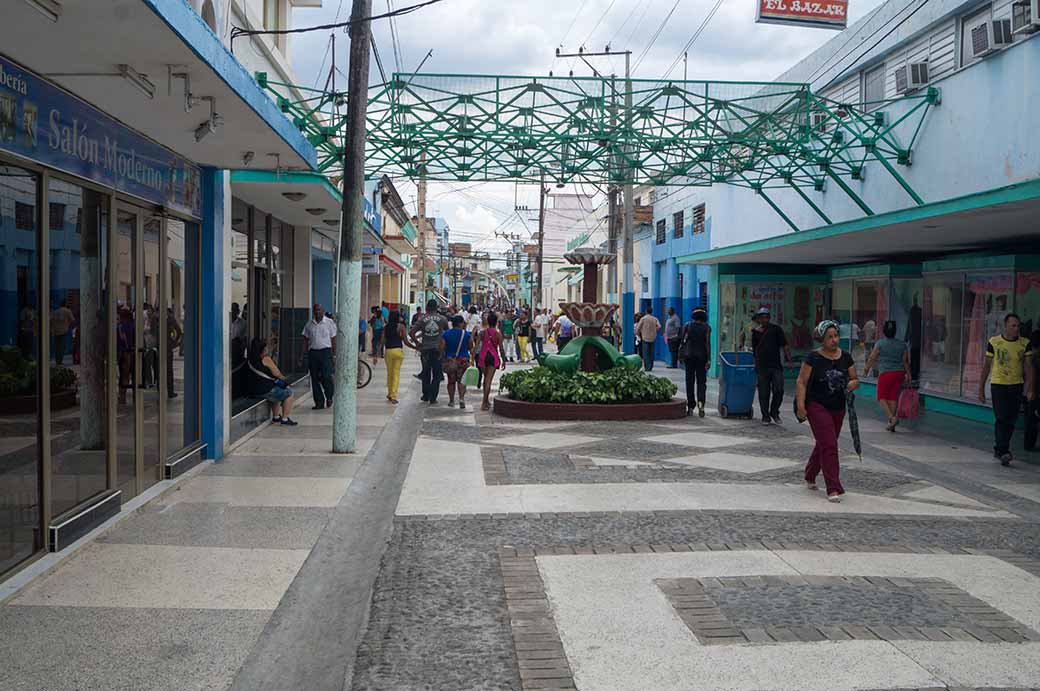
[806,482,818,491]
[827,493,842,503]
[885,416,897,432]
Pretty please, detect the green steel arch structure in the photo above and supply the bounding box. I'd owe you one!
[255,71,940,231]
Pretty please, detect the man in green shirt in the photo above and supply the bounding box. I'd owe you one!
[501,312,515,362]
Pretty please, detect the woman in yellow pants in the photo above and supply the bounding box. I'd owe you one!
[378,310,409,404]
[515,311,532,363]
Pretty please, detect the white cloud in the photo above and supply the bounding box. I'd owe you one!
[288,0,888,244]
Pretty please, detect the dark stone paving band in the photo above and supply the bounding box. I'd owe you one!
[495,544,1040,690]
[656,576,1040,645]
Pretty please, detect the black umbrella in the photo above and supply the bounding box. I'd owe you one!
[845,391,863,461]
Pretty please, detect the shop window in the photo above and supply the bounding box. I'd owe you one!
[49,202,66,230]
[0,164,41,578]
[1017,272,1040,339]
[961,272,1013,395]
[230,199,251,414]
[15,201,34,230]
[730,280,828,365]
[852,279,889,378]
[692,204,706,234]
[891,278,924,380]
[921,275,965,397]
[673,211,684,239]
[655,219,666,244]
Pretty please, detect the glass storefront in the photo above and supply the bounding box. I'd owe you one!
[920,268,1027,401]
[0,160,202,581]
[229,198,297,419]
[0,163,42,576]
[717,276,829,367]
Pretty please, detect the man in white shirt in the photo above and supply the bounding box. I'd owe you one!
[532,309,549,358]
[302,303,337,409]
[465,305,481,336]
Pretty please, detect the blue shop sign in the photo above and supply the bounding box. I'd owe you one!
[0,56,201,218]
[363,196,380,235]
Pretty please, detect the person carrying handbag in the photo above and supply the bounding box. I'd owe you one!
[442,315,472,409]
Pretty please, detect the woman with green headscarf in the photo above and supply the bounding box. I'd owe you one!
[795,319,860,502]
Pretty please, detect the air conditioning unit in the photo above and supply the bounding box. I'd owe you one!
[971,19,1014,58]
[1012,0,1040,34]
[894,61,930,93]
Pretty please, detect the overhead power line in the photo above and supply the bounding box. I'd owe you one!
[230,0,446,44]
[661,0,726,80]
[632,0,682,73]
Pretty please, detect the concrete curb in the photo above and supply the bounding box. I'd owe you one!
[229,378,424,691]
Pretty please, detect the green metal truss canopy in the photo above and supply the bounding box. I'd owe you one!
[256,71,940,231]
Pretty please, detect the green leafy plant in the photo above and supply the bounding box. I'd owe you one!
[0,346,78,397]
[500,366,677,404]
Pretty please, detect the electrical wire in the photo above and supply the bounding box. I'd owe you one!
[807,0,931,88]
[660,0,726,80]
[230,0,447,41]
[387,0,404,73]
[579,0,619,49]
[624,0,657,49]
[632,0,683,73]
[802,0,894,84]
[312,34,334,88]
[611,0,650,48]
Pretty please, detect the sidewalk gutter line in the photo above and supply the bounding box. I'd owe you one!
[0,458,213,605]
[229,379,424,691]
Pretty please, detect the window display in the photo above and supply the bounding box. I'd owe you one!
[961,272,1012,396]
[721,279,827,366]
[921,274,964,397]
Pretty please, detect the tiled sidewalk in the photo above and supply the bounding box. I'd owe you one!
[0,355,417,691]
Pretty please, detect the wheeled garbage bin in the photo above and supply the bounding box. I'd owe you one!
[717,351,756,418]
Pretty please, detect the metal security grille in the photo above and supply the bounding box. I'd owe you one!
[656,219,666,245]
[673,211,684,239]
[692,204,706,234]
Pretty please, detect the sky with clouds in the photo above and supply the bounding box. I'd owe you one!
[289,0,887,259]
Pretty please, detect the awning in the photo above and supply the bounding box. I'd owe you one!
[230,170,382,246]
[379,254,405,274]
[677,179,1040,267]
[4,0,315,171]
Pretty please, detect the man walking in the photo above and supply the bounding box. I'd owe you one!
[636,307,662,371]
[532,308,549,358]
[751,307,791,424]
[302,304,337,409]
[555,312,575,353]
[979,313,1035,465]
[665,307,682,368]
[410,299,450,404]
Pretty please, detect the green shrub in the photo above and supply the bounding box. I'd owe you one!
[500,366,677,404]
[0,346,78,396]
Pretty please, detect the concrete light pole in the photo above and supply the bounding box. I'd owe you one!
[332,0,372,453]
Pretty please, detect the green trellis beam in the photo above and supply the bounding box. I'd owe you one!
[256,71,940,228]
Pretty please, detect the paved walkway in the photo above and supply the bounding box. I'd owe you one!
[0,353,421,691]
[4,351,1040,691]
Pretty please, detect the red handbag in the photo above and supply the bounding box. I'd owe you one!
[897,387,921,419]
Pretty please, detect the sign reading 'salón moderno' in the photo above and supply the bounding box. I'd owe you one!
[0,56,201,218]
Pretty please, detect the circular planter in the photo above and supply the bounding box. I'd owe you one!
[493,395,688,420]
[0,388,77,415]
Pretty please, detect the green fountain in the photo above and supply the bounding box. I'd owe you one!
[537,247,643,374]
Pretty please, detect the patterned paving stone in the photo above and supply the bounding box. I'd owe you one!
[349,513,1040,690]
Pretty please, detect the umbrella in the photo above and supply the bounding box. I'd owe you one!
[845,391,863,461]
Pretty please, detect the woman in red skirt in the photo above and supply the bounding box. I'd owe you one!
[795,320,860,502]
[864,320,911,431]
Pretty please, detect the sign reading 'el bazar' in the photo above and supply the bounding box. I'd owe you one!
[756,0,849,29]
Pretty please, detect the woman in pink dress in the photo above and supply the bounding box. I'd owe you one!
[473,312,507,411]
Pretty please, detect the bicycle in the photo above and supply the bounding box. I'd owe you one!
[357,357,372,389]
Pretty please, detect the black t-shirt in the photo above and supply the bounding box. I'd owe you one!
[805,350,855,411]
[752,323,787,370]
[515,320,531,338]
[683,322,709,361]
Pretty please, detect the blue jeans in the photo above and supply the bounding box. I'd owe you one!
[641,341,656,371]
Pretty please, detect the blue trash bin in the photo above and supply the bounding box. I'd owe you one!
[717,351,756,418]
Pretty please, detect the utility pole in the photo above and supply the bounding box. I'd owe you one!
[621,49,635,355]
[536,171,546,309]
[416,155,427,307]
[332,0,372,454]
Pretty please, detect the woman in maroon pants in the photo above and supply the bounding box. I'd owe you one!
[795,320,859,502]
